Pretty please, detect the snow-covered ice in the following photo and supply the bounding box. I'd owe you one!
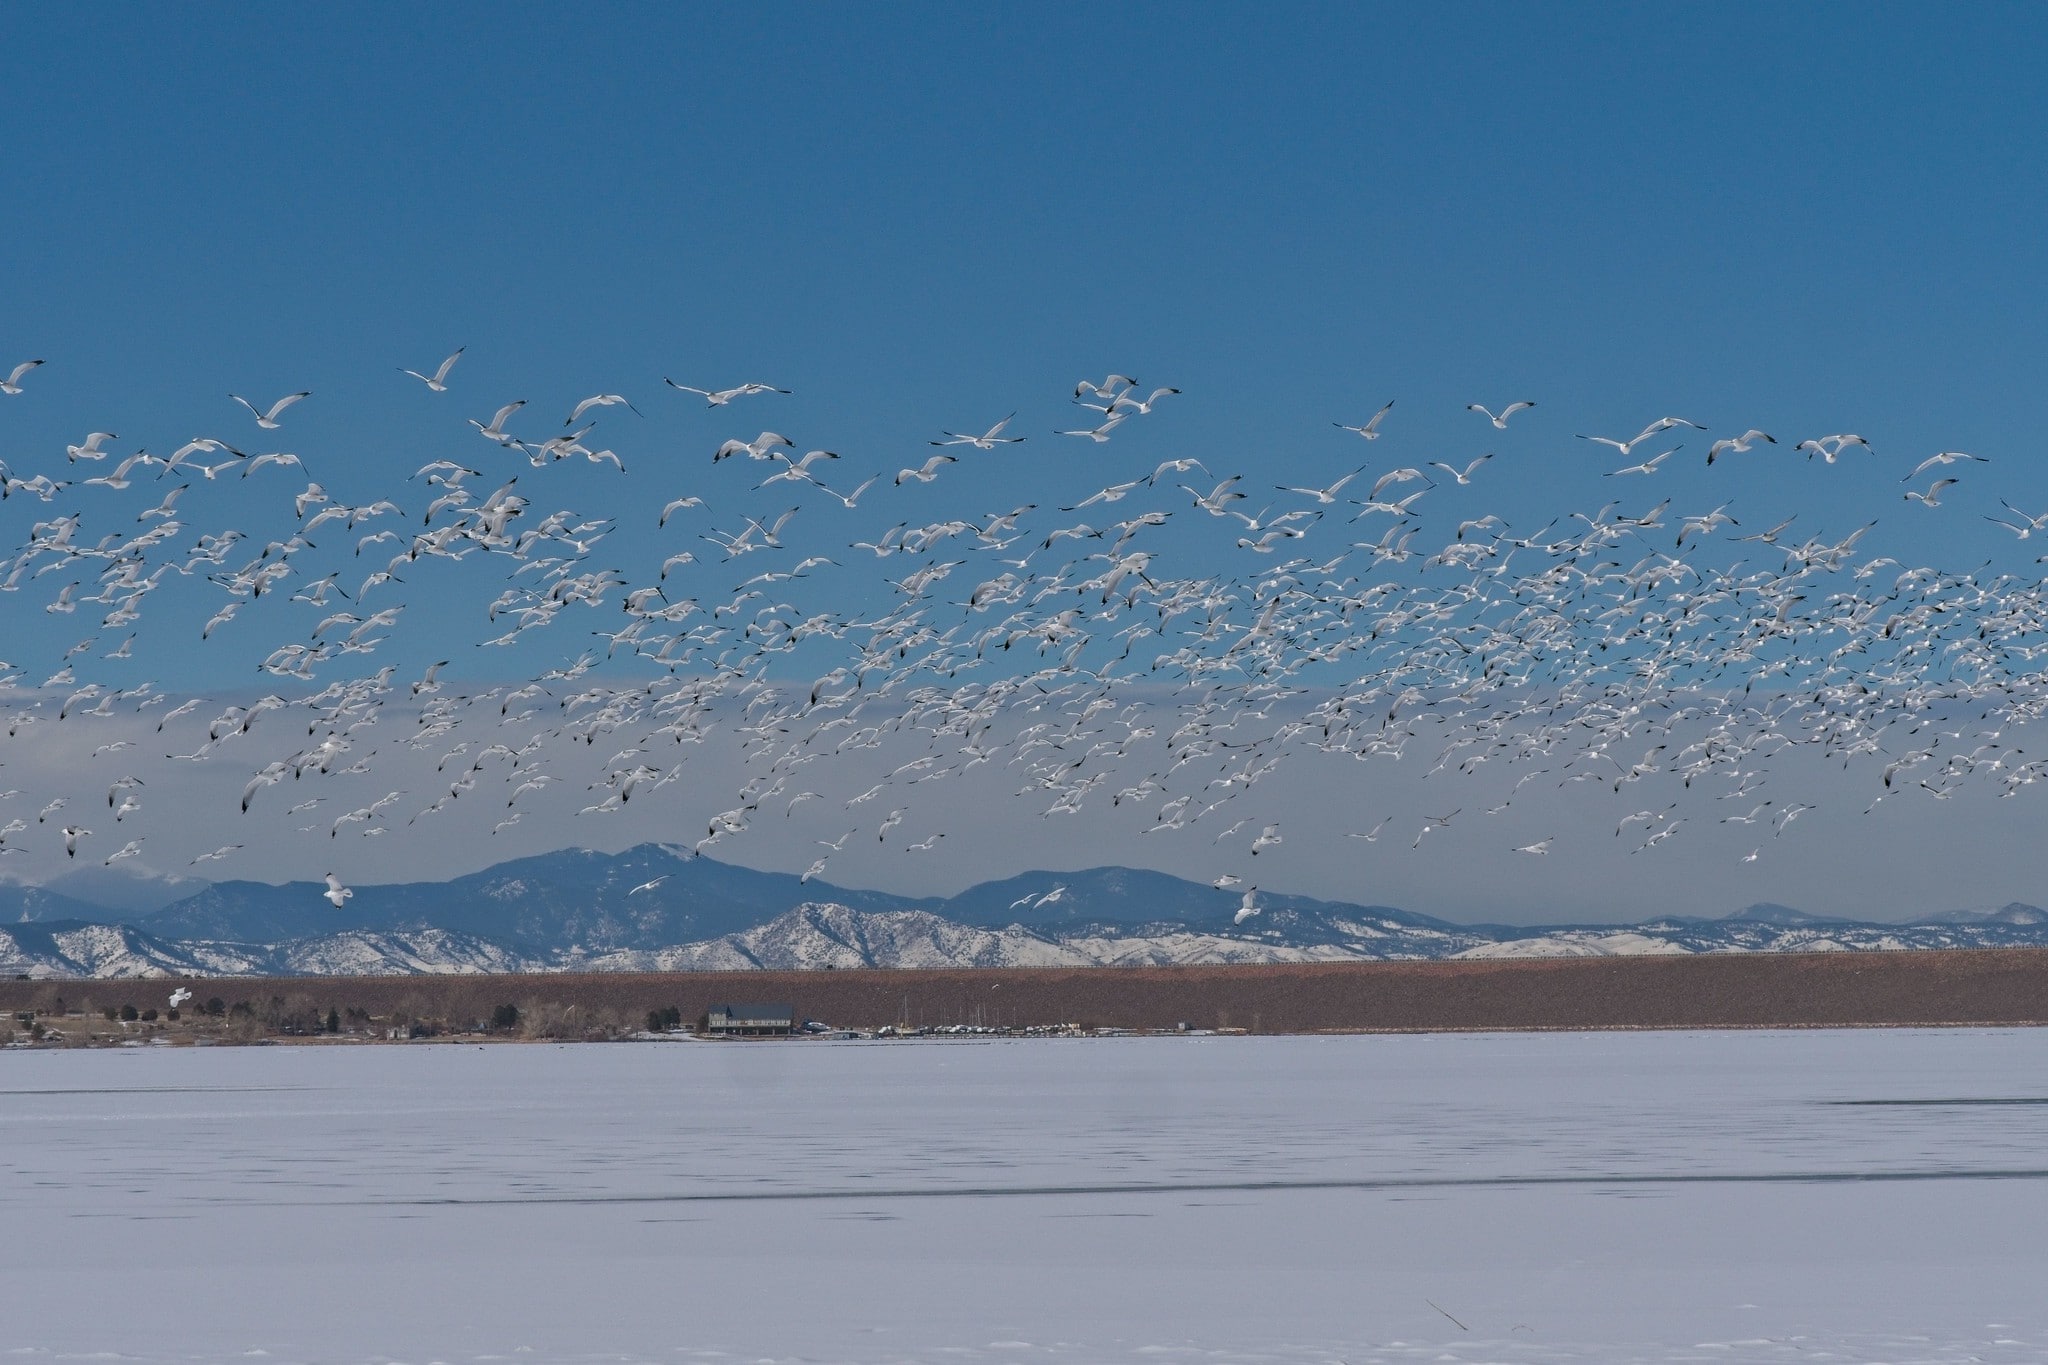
[4,1028,2047,1363]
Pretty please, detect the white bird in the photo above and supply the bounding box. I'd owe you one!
[1334,401,1394,439]
[1467,401,1535,428]
[1412,810,1459,848]
[470,400,526,443]
[399,348,464,391]
[1074,374,1137,399]
[817,474,880,509]
[231,391,311,429]
[1429,454,1493,485]
[1055,413,1126,442]
[1109,386,1179,415]
[169,988,193,1009]
[566,393,642,425]
[1904,478,1958,508]
[1582,417,1707,458]
[65,431,117,462]
[2,359,45,395]
[627,876,668,895]
[1605,445,1679,477]
[322,873,353,909]
[664,379,789,406]
[1249,823,1283,854]
[657,495,707,527]
[896,454,957,485]
[1513,839,1553,855]
[1705,429,1776,465]
[1277,468,1363,504]
[713,431,794,462]
[1902,450,1989,481]
[62,826,89,858]
[1364,467,1431,501]
[1795,433,1870,462]
[1233,888,1261,925]
[932,415,1025,449]
[1675,504,1739,547]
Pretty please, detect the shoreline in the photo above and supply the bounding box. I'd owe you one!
[8,947,2048,1046]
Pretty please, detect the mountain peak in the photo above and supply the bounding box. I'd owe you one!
[1722,902,1849,926]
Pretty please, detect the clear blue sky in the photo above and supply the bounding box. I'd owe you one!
[11,3,2043,445]
[5,5,2048,920]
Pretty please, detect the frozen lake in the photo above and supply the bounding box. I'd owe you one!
[5,1029,2047,1364]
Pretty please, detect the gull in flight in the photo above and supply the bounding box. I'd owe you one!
[713,431,794,462]
[1795,433,1870,462]
[1605,445,1680,477]
[1705,429,1776,465]
[1334,400,1394,439]
[1277,468,1363,504]
[2,359,45,395]
[1075,374,1137,400]
[817,474,880,509]
[627,875,668,895]
[169,988,192,1010]
[1412,810,1458,847]
[62,826,90,858]
[932,415,1025,449]
[1675,503,1738,547]
[658,495,706,526]
[470,399,526,444]
[664,379,789,406]
[65,431,117,462]
[1430,454,1493,485]
[566,393,643,425]
[1055,412,1126,442]
[1987,501,2048,540]
[322,873,353,908]
[1582,417,1707,458]
[1249,823,1284,854]
[191,845,242,864]
[896,454,957,485]
[1904,478,1958,508]
[1233,888,1261,925]
[1467,401,1536,428]
[1902,450,1989,481]
[231,391,311,429]
[400,348,463,391]
[1107,386,1179,416]
[1513,838,1553,855]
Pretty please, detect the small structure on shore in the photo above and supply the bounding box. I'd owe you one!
[704,1003,795,1036]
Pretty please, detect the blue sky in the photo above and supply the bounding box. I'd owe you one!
[5,5,2048,920]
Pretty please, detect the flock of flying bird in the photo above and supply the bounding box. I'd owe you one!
[0,349,2041,920]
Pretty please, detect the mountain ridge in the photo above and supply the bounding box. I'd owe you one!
[5,844,2048,979]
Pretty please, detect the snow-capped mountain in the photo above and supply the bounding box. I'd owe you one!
[5,845,2048,979]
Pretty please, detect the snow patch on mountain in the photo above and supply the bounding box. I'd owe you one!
[1456,931,1694,960]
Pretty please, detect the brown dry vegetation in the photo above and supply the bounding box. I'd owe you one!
[8,949,2048,1042]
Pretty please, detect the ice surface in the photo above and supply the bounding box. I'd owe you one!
[4,1028,2047,1362]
